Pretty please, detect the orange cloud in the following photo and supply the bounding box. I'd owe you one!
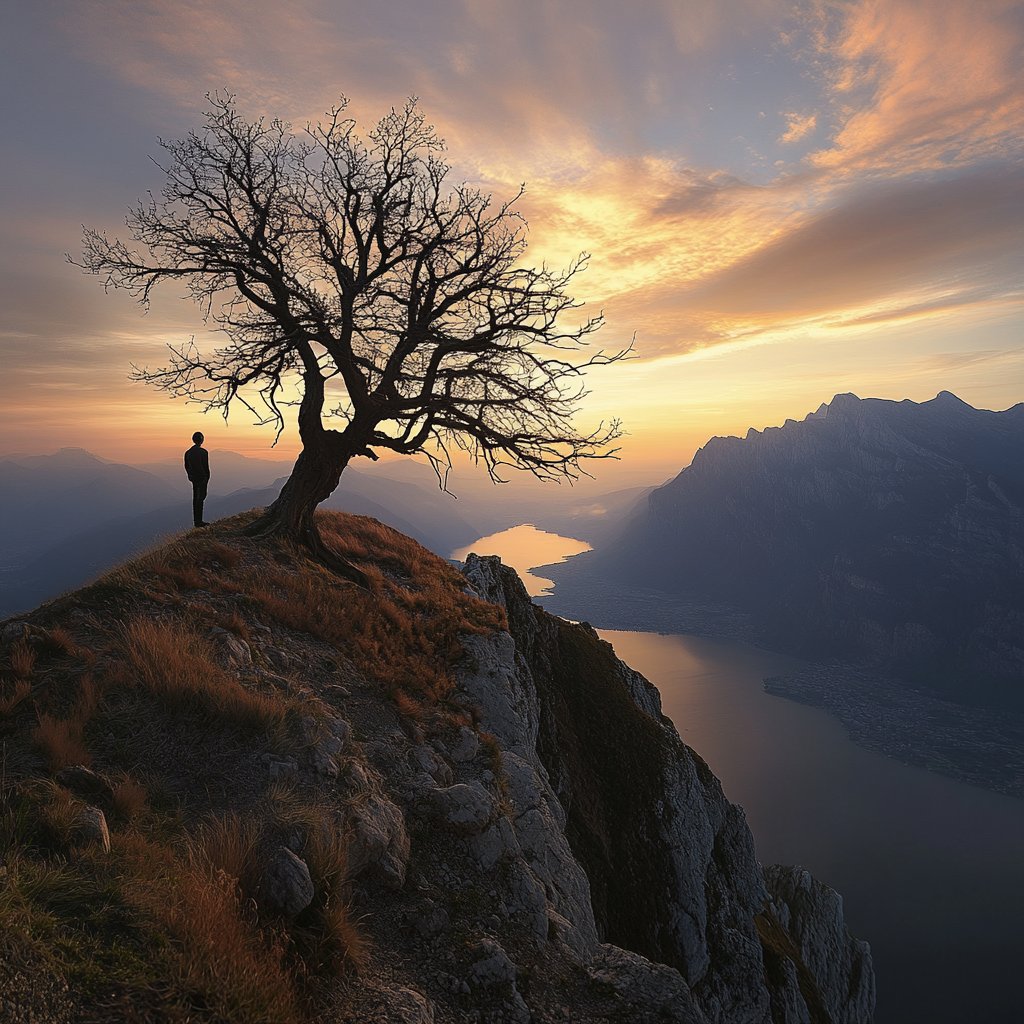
[808,0,1024,173]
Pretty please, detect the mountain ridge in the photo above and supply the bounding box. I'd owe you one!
[540,391,1024,797]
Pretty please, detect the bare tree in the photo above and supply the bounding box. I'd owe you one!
[77,95,626,578]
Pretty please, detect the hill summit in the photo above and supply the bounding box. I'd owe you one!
[0,510,873,1023]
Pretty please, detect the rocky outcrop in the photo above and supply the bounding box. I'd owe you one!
[0,511,873,1023]
[463,553,875,1023]
[763,866,875,1024]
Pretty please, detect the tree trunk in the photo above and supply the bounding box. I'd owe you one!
[243,432,370,588]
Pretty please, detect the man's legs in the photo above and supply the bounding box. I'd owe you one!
[192,480,208,527]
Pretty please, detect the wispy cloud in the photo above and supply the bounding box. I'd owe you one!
[2,0,1020,465]
[778,111,817,145]
[807,0,1024,174]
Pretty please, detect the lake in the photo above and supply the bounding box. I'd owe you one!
[451,524,591,596]
[455,527,1024,1023]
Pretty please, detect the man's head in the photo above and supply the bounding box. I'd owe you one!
[192,431,204,445]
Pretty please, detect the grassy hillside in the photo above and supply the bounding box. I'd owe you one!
[0,510,504,1022]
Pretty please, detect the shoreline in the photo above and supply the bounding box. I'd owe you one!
[537,553,1024,801]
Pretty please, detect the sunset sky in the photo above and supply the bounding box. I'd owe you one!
[2,0,1021,490]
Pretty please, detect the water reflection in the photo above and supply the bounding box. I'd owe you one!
[600,629,1024,1024]
[451,525,591,596]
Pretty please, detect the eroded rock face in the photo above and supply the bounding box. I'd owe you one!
[589,944,705,1024]
[764,865,875,1024]
[463,553,876,1024]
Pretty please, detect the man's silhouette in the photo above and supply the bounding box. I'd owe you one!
[184,431,210,528]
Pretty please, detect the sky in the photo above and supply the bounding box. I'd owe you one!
[1,0,1022,490]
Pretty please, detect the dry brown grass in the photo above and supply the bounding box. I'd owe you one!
[38,785,84,846]
[31,714,91,770]
[10,641,36,680]
[218,609,251,639]
[248,511,504,726]
[120,832,298,1023]
[189,812,264,900]
[0,678,32,716]
[118,618,286,733]
[111,778,149,821]
[34,627,77,659]
[293,813,367,979]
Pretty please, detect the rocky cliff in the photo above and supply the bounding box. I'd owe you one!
[0,511,873,1023]
[462,554,874,1023]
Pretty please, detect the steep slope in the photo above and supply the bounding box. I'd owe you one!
[596,392,1024,711]
[0,512,873,1023]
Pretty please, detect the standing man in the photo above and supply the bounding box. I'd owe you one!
[184,431,211,528]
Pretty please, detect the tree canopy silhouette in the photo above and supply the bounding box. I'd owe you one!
[78,95,626,578]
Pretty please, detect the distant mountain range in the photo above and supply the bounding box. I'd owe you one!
[601,391,1024,708]
[541,392,1024,795]
[0,447,648,620]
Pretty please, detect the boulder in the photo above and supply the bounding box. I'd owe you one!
[2,621,30,645]
[348,794,410,888]
[431,782,494,836]
[78,806,110,852]
[469,938,516,988]
[409,744,453,786]
[448,725,479,762]
[262,846,314,918]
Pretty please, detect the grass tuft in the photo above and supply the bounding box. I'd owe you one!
[111,778,149,821]
[0,677,32,716]
[10,641,36,680]
[32,714,91,771]
[118,618,286,733]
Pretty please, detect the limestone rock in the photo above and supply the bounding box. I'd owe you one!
[326,716,351,742]
[301,716,349,778]
[409,744,453,786]
[407,901,451,938]
[262,846,314,918]
[463,553,873,1022]
[448,725,479,762]
[262,754,298,785]
[78,806,110,852]
[589,944,706,1024]
[378,986,435,1023]
[208,628,251,668]
[431,782,494,836]
[2,621,30,645]
[348,793,410,888]
[500,751,597,962]
[764,864,876,1024]
[456,630,538,756]
[469,938,516,988]
[471,816,520,871]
